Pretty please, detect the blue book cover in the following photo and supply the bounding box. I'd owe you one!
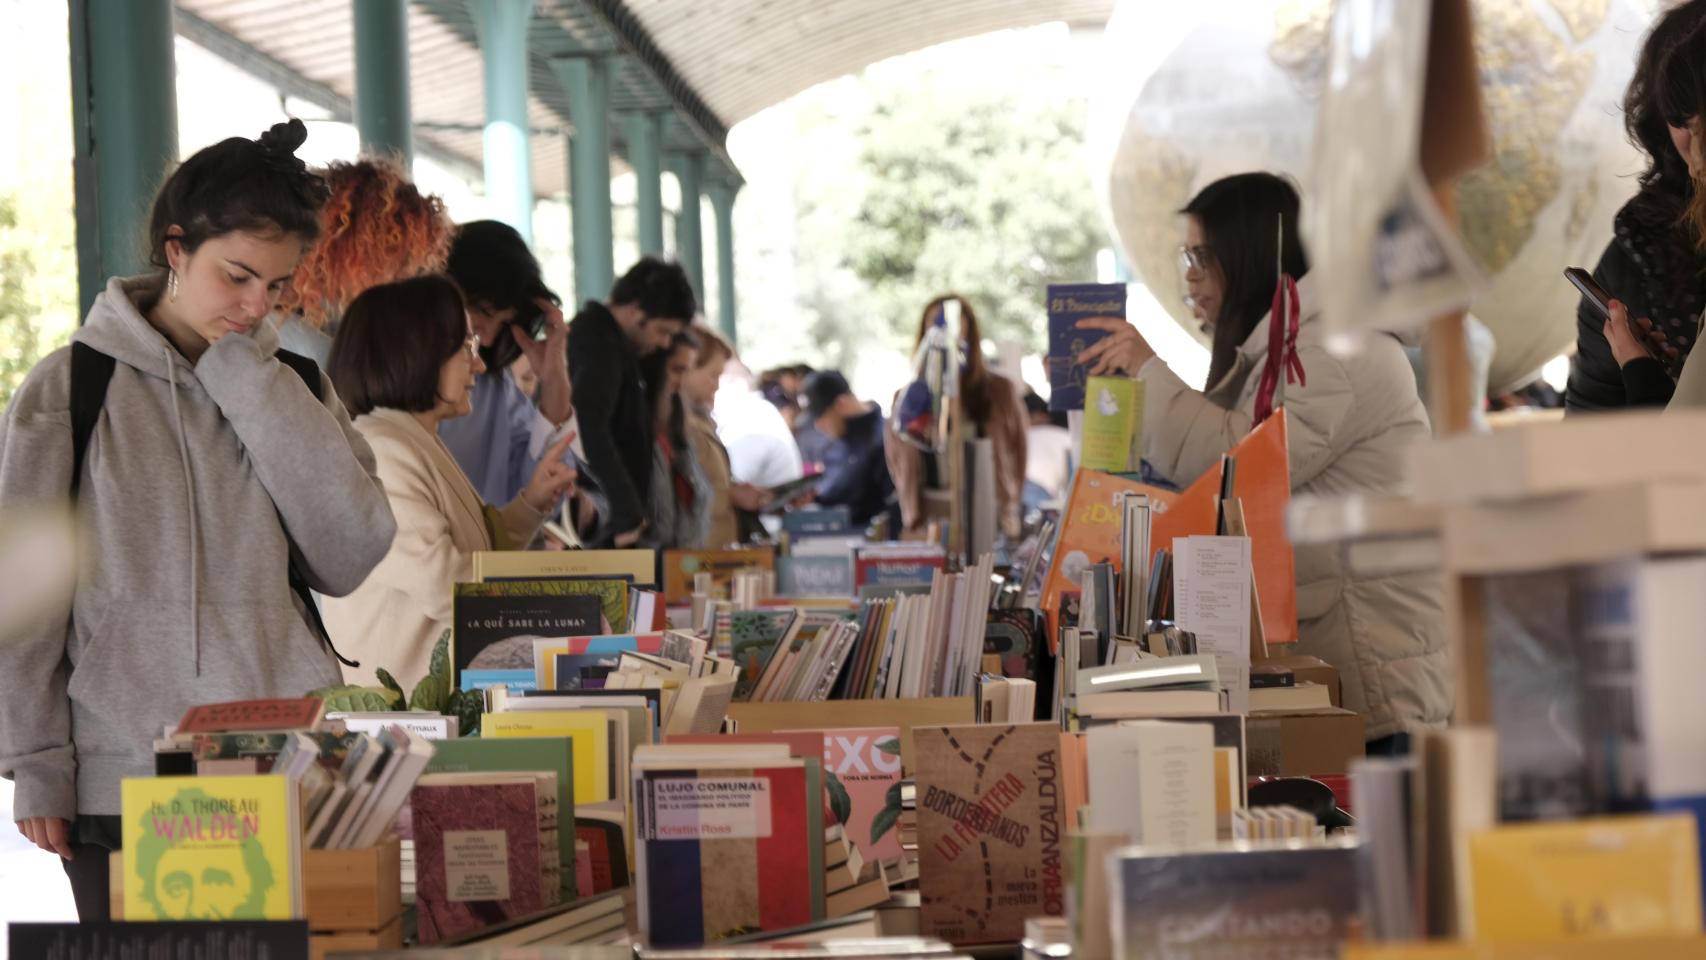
[459,668,537,692]
[777,555,856,598]
[1047,282,1127,412]
[782,506,852,537]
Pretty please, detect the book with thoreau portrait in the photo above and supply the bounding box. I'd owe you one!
[121,774,303,921]
[913,722,1066,945]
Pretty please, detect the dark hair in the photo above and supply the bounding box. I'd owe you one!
[915,294,993,425]
[1181,173,1309,391]
[1627,1,1706,230]
[328,274,469,417]
[641,329,702,447]
[445,220,559,371]
[610,257,698,324]
[148,119,328,272]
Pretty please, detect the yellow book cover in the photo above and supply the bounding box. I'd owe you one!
[121,775,301,921]
[1081,376,1142,473]
[483,709,612,804]
[1469,814,1703,941]
[473,548,656,586]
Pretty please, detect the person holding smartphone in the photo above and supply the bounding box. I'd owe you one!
[1566,0,1706,411]
[440,220,574,507]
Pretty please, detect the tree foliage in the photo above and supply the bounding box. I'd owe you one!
[832,69,1106,353]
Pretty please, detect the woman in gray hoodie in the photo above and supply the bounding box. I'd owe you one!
[0,120,397,918]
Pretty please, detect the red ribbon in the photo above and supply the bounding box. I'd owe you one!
[1253,274,1305,425]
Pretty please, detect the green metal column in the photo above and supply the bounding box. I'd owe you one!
[672,152,705,300]
[470,0,535,245]
[553,57,613,306]
[707,181,738,345]
[352,0,413,167]
[69,0,179,314]
[622,111,665,256]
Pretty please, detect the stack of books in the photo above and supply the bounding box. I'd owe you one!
[153,697,435,851]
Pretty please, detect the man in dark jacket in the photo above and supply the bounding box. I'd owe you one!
[800,370,894,528]
[568,258,695,546]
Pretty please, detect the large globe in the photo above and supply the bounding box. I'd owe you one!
[1093,0,1661,391]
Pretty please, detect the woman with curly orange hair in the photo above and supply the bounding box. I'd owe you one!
[276,156,454,365]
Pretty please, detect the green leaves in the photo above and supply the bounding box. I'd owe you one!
[875,737,901,757]
[307,686,396,714]
[871,780,906,845]
[375,668,405,706]
[825,773,853,828]
[409,630,453,713]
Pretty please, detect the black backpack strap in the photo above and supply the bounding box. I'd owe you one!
[70,341,359,669]
[273,349,358,668]
[275,349,325,404]
[69,342,116,501]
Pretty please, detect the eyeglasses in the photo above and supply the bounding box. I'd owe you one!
[463,333,482,361]
[1177,244,1214,274]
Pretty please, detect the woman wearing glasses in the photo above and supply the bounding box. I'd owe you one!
[321,275,580,690]
[1079,172,1446,755]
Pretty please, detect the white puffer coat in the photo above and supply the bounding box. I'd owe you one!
[1138,275,1450,741]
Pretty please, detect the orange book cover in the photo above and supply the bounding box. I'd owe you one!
[1042,411,1297,650]
[1060,732,1088,830]
[1041,471,1177,653]
[175,698,324,735]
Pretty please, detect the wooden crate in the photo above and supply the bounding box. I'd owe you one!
[110,834,402,951]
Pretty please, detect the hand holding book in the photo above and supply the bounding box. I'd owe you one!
[1076,315,1156,377]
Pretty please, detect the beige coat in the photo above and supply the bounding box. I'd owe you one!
[1139,275,1450,741]
[322,407,545,691]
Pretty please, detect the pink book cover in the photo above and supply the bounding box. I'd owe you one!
[412,780,552,944]
[803,726,904,863]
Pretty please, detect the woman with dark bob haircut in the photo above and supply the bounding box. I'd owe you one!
[322,275,579,690]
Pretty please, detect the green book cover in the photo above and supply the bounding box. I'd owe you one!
[729,610,795,700]
[1081,376,1142,473]
[801,756,826,921]
[423,736,577,890]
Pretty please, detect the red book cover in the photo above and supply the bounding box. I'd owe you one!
[412,777,555,944]
[174,698,324,735]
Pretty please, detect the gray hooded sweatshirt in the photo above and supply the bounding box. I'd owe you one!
[0,276,398,820]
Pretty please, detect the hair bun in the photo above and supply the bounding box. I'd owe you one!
[257,118,309,158]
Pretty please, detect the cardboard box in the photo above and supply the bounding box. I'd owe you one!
[1260,654,1342,708]
[726,696,971,774]
[1246,708,1364,777]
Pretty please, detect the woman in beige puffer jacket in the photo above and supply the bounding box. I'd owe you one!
[1080,172,1449,751]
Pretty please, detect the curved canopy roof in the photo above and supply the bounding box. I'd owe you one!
[172,0,1115,195]
[615,0,1114,126]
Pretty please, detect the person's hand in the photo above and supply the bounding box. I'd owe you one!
[1075,316,1156,376]
[18,817,73,859]
[1605,300,1675,367]
[513,298,573,423]
[522,433,578,513]
[729,483,768,512]
[613,525,645,547]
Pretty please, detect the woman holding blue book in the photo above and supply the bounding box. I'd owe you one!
[1078,172,1447,754]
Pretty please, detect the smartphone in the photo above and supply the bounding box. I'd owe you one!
[1565,266,1657,360]
[1563,266,1611,320]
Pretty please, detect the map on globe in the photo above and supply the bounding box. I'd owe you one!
[1096,0,1657,390]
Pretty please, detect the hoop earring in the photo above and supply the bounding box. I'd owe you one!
[167,270,179,303]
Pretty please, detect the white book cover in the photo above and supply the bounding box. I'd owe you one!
[1087,721,1214,849]
[1174,537,1252,715]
